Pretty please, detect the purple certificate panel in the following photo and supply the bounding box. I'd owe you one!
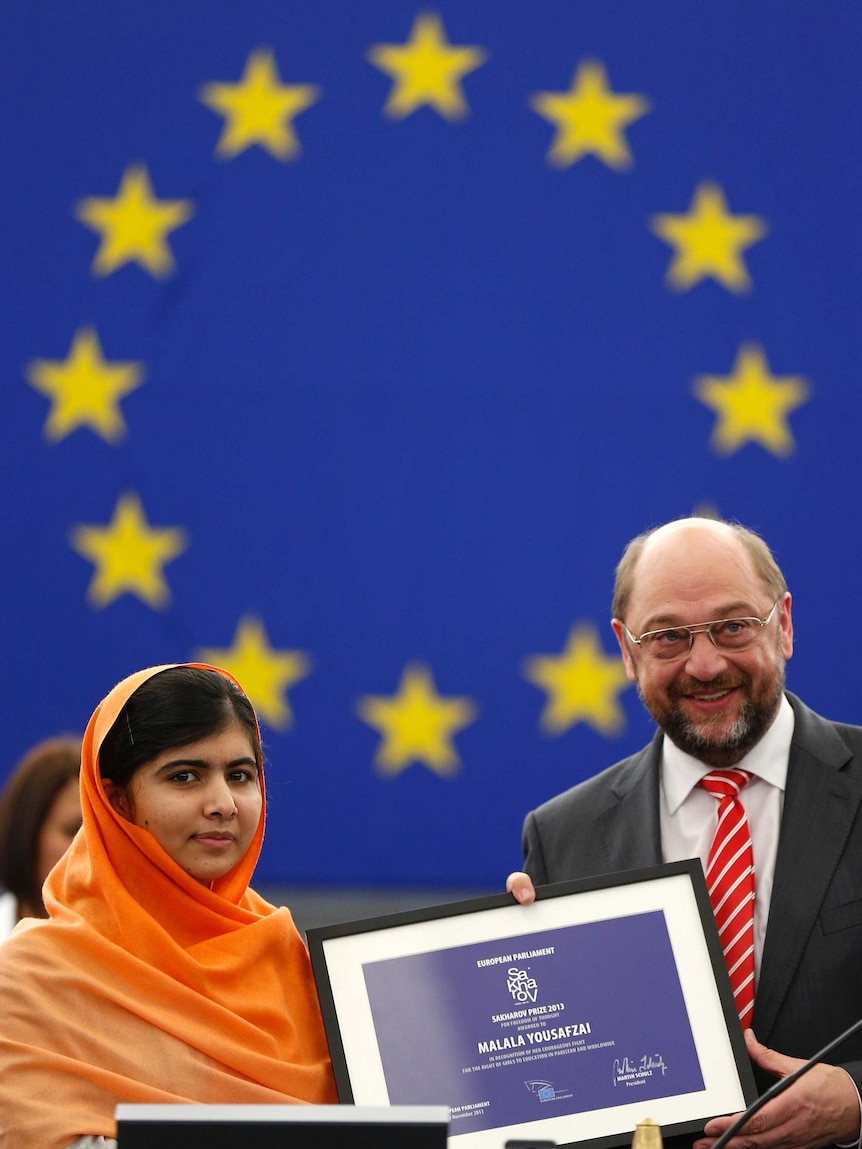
[361,911,704,1135]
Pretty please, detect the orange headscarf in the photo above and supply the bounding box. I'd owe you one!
[0,664,337,1149]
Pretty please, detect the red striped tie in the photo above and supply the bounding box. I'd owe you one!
[699,769,756,1027]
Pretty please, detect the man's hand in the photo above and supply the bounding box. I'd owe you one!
[506,871,536,904]
[693,1029,860,1149]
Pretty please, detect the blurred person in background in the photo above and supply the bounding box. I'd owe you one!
[0,735,82,937]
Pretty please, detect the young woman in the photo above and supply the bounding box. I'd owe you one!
[0,735,81,934]
[0,663,336,1149]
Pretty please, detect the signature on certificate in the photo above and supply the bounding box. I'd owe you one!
[612,1054,667,1086]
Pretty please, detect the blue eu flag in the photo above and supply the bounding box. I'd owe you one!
[1,2,858,887]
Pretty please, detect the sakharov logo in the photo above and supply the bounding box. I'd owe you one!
[507,966,538,1003]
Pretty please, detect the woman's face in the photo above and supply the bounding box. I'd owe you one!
[36,777,82,887]
[105,722,262,884]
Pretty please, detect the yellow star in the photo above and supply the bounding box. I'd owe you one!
[651,182,767,292]
[523,624,631,736]
[367,12,487,120]
[356,663,477,776]
[75,165,194,277]
[694,343,811,457]
[70,493,187,609]
[198,617,311,730]
[25,327,144,443]
[530,60,650,170]
[199,48,321,161]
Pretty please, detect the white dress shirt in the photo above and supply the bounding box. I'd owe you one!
[659,692,794,981]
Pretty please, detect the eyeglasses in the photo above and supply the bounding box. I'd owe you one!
[619,600,780,663]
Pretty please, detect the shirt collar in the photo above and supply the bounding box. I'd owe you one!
[662,692,794,816]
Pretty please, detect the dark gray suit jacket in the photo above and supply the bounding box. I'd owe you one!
[522,693,862,1095]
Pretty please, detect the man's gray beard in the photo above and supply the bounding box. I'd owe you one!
[637,661,786,770]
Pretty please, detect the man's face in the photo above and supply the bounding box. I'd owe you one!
[611,523,794,769]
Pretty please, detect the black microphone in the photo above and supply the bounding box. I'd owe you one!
[711,1016,862,1149]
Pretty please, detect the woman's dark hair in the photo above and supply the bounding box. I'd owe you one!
[99,666,261,788]
[0,736,82,911]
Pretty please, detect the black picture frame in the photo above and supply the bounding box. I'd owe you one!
[307,860,757,1149]
[115,1103,449,1149]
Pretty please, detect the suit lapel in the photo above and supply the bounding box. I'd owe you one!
[753,694,862,1040]
[595,733,664,873]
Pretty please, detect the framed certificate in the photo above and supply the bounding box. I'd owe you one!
[307,860,757,1149]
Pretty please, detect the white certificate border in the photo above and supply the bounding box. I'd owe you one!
[308,862,754,1149]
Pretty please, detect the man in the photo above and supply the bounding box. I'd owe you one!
[508,517,862,1149]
